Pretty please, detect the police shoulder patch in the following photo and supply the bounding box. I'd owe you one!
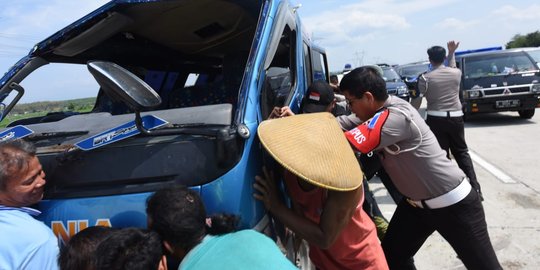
[344,109,389,153]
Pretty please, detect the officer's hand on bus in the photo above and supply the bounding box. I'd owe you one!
[268,106,294,119]
[278,106,294,117]
[268,107,281,119]
[253,166,281,212]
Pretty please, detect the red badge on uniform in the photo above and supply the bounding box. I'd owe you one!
[344,109,389,153]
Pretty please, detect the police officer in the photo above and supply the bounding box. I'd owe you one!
[410,41,483,200]
[340,66,501,269]
[337,65,403,205]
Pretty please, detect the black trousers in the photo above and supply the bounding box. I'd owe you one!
[362,178,386,221]
[381,190,502,270]
[426,115,482,194]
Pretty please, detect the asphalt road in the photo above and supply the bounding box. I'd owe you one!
[371,108,540,270]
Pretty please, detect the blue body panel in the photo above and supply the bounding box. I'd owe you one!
[1,0,319,238]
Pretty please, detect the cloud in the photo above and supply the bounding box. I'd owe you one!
[303,5,410,48]
[300,0,465,70]
[1,0,109,40]
[492,4,540,21]
[0,0,109,71]
[435,18,479,31]
[303,4,410,33]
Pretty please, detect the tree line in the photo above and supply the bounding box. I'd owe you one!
[506,30,540,48]
[9,97,95,115]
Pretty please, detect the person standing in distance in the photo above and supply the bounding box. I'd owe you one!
[410,41,483,200]
[0,139,60,270]
[340,66,501,269]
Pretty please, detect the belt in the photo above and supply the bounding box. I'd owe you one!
[426,110,463,117]
[406,178,472,209]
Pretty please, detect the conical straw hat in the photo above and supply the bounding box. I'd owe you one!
[257,112,363,191]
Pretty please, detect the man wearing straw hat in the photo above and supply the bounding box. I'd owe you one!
[253,111,388,269]
[269,80,391,240]
[340,66,501,270]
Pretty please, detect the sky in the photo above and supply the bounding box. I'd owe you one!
[0,0,539,101]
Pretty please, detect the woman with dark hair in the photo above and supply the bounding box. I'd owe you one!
[146,186,296,270]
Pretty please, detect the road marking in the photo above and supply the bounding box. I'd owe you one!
[469,150,517,184]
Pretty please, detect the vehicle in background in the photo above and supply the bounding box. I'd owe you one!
[379,64,410,101]
[521,47,540,66]
[334,64,410,101]
[0,3,328,265]
[456,47,540,119]
[395,61,430,96]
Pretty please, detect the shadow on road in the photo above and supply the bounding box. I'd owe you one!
[464,112,537,128]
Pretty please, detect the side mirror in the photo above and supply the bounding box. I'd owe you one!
[87,61,162,134]
[87,61,161,111]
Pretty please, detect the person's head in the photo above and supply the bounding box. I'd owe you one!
[329,75,339,85]
[427,45,446,65]
[0,139,46,207]
[146,186,238,259]
[95,228,166,270]
[301,80,336,114]
[59,226,117,270]
[339,66,388,121]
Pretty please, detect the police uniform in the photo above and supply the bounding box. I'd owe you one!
[411,52,482,198]
[337,113,403,203]
[345,96,501,270]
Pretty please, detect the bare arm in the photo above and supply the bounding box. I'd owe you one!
[253,168,363,249]
[447,40,460,68]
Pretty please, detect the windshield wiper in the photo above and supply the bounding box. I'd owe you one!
[157,123,229,137]
[170,123,222,128]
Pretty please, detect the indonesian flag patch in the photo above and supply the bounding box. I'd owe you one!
[345,109,389,153]
[308,92,321,101]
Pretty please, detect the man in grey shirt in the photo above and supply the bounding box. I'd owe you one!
[340,66,501,269]
[411,41,482,200]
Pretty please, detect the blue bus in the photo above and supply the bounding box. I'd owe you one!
[0,0,329,252]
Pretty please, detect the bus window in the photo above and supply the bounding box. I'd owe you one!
[311,50,328,82]
[261,25,297,119]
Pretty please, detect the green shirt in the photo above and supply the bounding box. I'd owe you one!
[179,229,297,270]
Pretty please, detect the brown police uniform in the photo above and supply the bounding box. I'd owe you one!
[345,96,501,270]
[411,52,482,198]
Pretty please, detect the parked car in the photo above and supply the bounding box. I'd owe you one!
[456,47,540,119]
[395,61,430,96]
[380,65,410,101]
[521,47,540,65]
[0,3,329,264]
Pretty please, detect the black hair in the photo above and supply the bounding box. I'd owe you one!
[0,139,36,190]
[95,228,163,270]
[146,186,239,251]
[339,66,388,101]
[58,226,117,270]
[427,46,446,64]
